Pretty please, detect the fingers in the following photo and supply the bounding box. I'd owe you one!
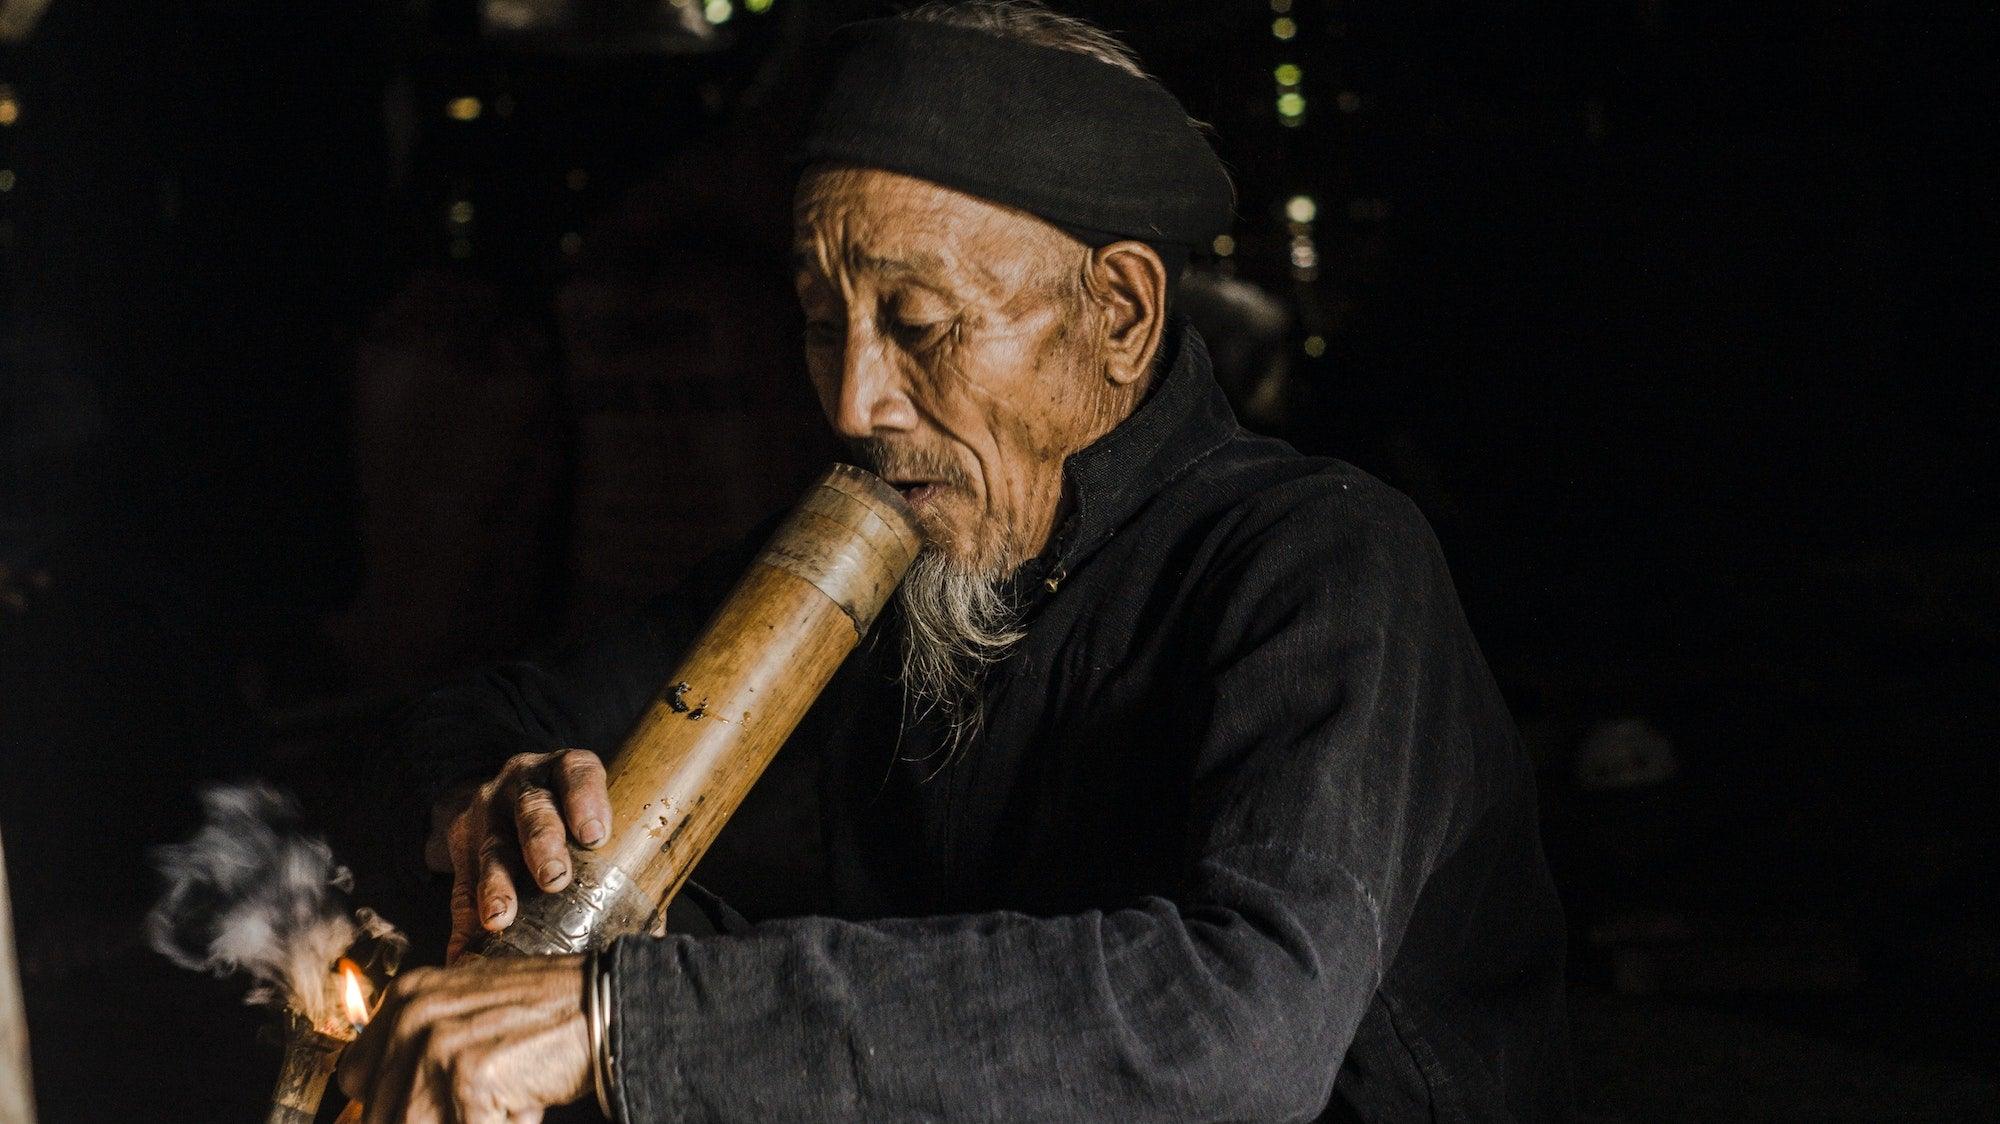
[342,958,593,1124]
[336,973,410,1121]
[334,1016,380,1103]
[451,748,608,949]
[445,1007,586,1124]
[550,750,611,849]
[513,784,572,893]
[355,974,468,1124]
[477,830,521,933]
[359,1049,430,1124]
[356,1041,418,1124]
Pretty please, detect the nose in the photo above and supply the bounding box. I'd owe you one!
[830,329,917,440]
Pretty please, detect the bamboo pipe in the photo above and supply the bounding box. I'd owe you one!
[326,464,916,1120]
[479,462,920,956]
[269,1015,352,1124]
[327,466,917,1122]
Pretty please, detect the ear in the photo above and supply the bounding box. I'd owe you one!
[1082,241,1169,388]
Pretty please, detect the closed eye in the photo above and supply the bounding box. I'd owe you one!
[887,316,954,350]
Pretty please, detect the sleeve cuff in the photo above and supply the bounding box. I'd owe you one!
[607,933,694,1122]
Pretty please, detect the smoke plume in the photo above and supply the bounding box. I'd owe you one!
[146,782,402,1028]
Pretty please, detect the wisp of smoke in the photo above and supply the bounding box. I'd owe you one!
[146,782,402,1028]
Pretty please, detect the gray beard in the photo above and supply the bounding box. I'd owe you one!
[894,545,1025,778]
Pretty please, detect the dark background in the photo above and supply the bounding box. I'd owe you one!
[2,0,1993,1119]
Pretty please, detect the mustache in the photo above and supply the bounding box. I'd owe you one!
[847,438,971,488]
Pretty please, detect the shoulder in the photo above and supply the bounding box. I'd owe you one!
[1181,438,1448,593]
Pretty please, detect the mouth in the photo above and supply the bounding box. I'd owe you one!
[886,480,945,507]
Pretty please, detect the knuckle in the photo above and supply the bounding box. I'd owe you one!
[449,1051,494,1108]
[403,993,444,1027]
[515,785,558,817]
[560,749,605,779]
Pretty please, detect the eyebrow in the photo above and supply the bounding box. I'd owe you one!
[791,246,953,285]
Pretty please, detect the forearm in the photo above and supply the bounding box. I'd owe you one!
[606,881,1377,1123]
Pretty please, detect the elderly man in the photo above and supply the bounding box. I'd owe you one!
[340,4,1572,1121]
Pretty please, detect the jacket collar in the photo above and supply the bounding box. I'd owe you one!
[1013,320,1240,597]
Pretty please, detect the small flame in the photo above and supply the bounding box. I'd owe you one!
[338,959,369,1029]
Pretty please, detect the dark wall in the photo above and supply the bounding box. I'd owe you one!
[0,1,1992,1119]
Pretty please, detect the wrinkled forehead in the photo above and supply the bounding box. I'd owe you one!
[792,164,1075,293]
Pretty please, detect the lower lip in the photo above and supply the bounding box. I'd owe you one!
[897,483,942,507]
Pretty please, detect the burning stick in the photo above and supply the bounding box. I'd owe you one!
[147,784,405,1124]
[268,959,371,1124]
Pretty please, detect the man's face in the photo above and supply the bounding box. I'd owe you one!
[793,167,1127,574]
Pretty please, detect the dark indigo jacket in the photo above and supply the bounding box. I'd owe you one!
[393,325,1572,1121]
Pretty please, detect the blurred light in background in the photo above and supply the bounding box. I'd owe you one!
[480,0,719,55]
[0,0,53,41]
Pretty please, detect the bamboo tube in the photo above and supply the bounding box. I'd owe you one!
[1,827,35,1124]
[268,1015,352,1124]
[479,463,920,956]
[326,465,917,1120]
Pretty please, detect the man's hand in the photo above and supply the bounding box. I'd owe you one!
[430,750,612,962]
[335,955,591,1124]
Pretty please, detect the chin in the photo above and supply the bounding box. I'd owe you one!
[913,512,989,573]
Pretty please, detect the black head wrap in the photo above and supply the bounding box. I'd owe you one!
[796,18,1235,275]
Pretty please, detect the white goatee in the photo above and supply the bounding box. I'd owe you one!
[894,545,1025,777]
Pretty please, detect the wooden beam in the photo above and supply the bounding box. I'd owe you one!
[0,827,37,1124]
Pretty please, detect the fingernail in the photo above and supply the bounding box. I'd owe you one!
[538,861,568,886]
[483,901,509,925]
[578,820,605,846]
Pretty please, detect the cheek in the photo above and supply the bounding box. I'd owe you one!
[961,391,1074,540]
[804,350,840,417]
[916,312,1084,499]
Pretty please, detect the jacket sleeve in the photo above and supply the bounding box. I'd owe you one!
[605,483,1504,1122]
